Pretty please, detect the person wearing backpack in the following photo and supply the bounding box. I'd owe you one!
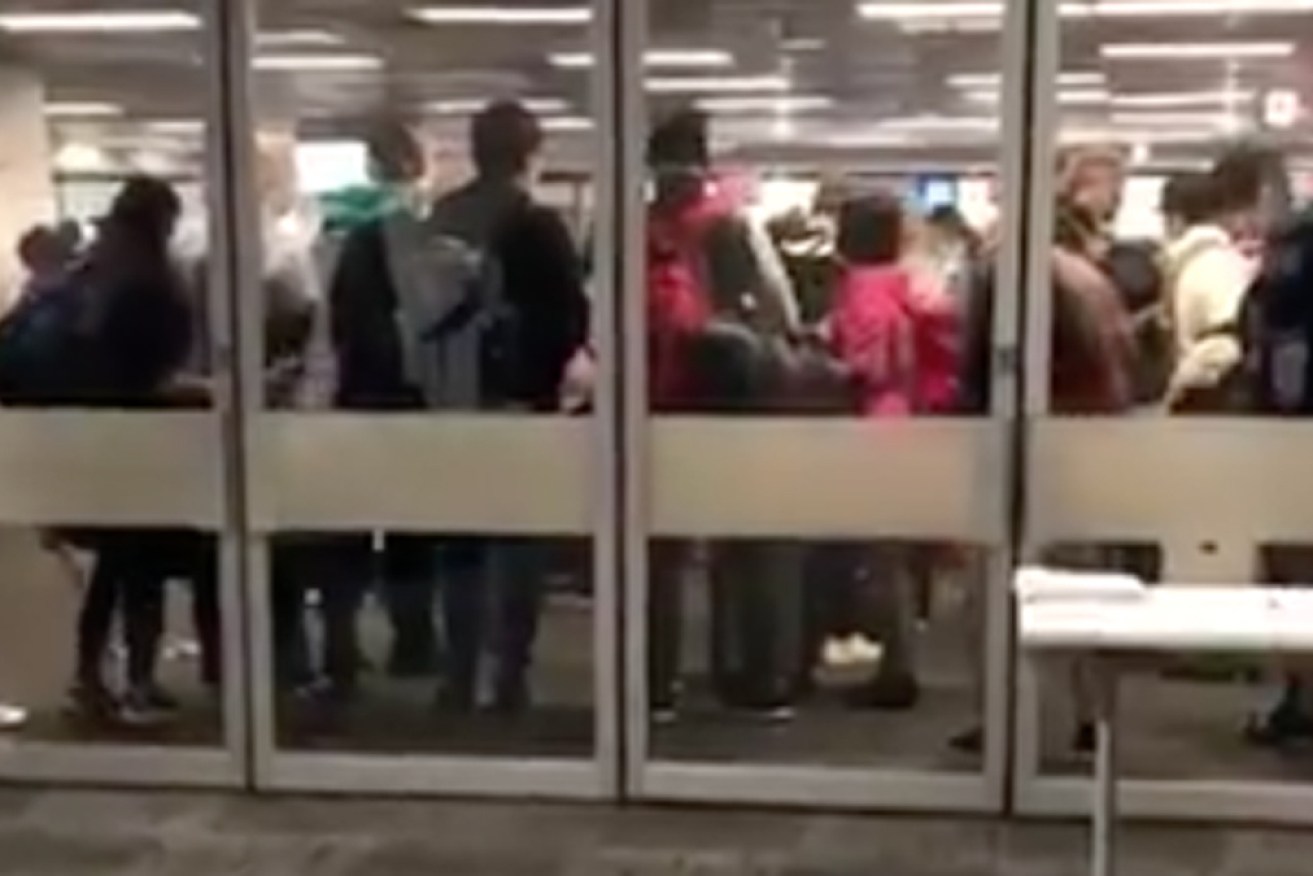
[644,108,804,722]
[331,103,587,713]
[32,176,218,726]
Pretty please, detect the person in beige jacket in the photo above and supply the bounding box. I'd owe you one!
[1163,171,1259,412]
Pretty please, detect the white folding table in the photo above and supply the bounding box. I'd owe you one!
[1017,584,1313,876]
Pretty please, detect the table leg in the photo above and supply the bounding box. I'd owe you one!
[1092,660,1119,876]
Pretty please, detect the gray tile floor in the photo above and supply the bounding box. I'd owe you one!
[0,788,1310,874]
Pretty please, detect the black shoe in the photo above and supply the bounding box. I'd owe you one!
[1245,704,1313,747]
[848,674,920,711]
[66,682,118,723]
[492,679,531,716]
[434,682,476,715]
[721,685,796,723]
[134,684,180,713]
[1073,721,1096,753]
[950,725,984,754]
[387,647,438,679]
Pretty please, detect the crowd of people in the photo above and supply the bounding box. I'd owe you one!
[0,98,1310,746]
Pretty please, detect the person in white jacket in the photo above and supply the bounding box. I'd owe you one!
[1162,168,1259,411]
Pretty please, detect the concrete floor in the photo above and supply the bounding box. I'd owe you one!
[0,788,1310,874]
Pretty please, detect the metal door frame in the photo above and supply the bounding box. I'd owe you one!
[0,0,249,790]
[618,0,1031,812]
[232,0,622,800]
[1011,0,1313,825]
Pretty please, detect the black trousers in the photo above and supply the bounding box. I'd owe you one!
[271,537,366,689]
[76,530,219,690]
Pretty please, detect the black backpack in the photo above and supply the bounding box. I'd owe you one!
[0,268,108,406]
[1243,208,1313,415]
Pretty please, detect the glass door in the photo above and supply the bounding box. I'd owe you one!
[1015,0,1313,824]
[622,0,1028,809]
[0,0,244,786]
[233,0,618,797]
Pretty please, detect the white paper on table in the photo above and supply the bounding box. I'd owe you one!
[1014,566,1148,605]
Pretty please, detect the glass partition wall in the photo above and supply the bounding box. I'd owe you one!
[1014,0,1313,824]
[0,0,244,786]
[226,0,619,797]
[4,0,1313,824]
[619,0,1025,810]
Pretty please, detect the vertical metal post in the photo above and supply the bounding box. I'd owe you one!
[591,0,623,800]
[210,0,272,788]
[1092,659,1120,876]
[618,0,650,798]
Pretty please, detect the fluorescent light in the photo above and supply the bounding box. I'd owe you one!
[0,10,200,32]
[860,3,1001,20]
[949,70,1105,88]
[862,0,1313,20]
[966,88,1110,105]
[255,30,344,48]
[1102,41,1295,59]
[427,97,570,115]
[541,116,594,132]
[255,54,383,71]
[1110,110,1249,128]
[1111,89,1256,108]
[44,102,123,118]
[408,6,591,25]
[550,49,733,69]
[1065,0,1313,15]
[144,119,205,135]
[54,142,111,173]
[695,95,835,113]
[782,37,826,52]
[879,115,998,132]
[646,74,790,94]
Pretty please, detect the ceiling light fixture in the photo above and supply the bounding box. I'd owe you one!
[1111,89,1256,108]
[550,49,733,69]
[1102,41,1295,59]
[1110,110,1248,127]
[695,95,835,113]
[859,3,1001,19]
[255,30,344,47]
[408,6,592,25]
[966,88,1110,105]
[541,116,594,131]
[0,10,200,32]
[878,114,998,132]
[44,102,124,118]
[144,119,205,135]
[1065,0,1313,15]
[427,97,570,114]
[860,0,1313,24]
[254,54,383,71]
[646,74,790,94]
[949,71,1105,88]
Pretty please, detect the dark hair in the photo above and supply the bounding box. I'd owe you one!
[837,193,904,265]
[1161,172,1217,227]
[366,117,424,184]
[471,100,543,178]
[17,224,62,273]
[1210,141,1287,215]
[106,175,180,241]
[647,108,709,170]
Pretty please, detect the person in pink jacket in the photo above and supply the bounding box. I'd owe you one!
[829,192,961,418]
[822,192,964,710]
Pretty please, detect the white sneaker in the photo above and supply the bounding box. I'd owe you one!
[822,637,854,668]
[0,703,27,730]
[844,634,884,666]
